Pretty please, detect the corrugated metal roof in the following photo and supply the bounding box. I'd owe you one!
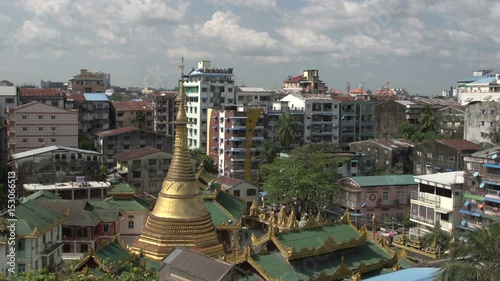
[83,93,109,101]
[12,145,99,160]
[349,175,417,187]
[364,268,439,281]
[466,77,496,85]
[19,88,61,97]
[115,146,168,161]
[435,139,478,151]
[95,127,138,137]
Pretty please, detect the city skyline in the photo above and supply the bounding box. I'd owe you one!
[1,0,499,94]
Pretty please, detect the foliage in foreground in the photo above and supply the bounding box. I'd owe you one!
[437,222,500,281]
[259,144,347,213]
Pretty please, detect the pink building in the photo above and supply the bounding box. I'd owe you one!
[6,102,78,159]
[283,69,328,94]
[338,175,417,223]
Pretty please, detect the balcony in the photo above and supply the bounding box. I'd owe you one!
[411,191,440,207]
[410,214,434,225]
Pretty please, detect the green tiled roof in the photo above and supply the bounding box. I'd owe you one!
[32,199,101,226]
[93,209,120,222]
[25,190,62,201]
[108,183,135,194]
[8,201,65,236]
[205,201,238,227]
[215,191,245,221]
[105,197,151,211]
[252,240,392,280]
[349,175,417,187]
[464,193,484,201]
[275,224,360,252]
[95,240,132,265]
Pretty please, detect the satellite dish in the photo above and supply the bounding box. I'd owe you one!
[473,172,479,177]
[492,154,498,160]
[479,183,485,188]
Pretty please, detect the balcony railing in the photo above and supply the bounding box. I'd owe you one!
[411,191,440,207]
[410,214,434,225]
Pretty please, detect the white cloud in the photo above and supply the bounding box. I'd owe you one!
[87,48,132,60]
[207,0,278,11]
[0,13,11,23]
[277,27,340,55]
[14,19,60,45]
[199,11,280,55]
[166,47,213,61]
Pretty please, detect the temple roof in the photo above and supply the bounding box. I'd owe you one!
[204,191,245,229]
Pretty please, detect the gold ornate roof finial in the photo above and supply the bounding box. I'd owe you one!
[316,210,325,224]
[341,211,351,224]
[372,213,376,240]
[277,206,287,227]
[287,209,298,230]
[351,271,362,281]
[249,198,259,217]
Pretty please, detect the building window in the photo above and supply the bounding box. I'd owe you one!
[117,113,123,117]
[481,121,485,126]
[397,191,404,201]
[416,164,421,174]
[5,98,14,103]
[22,139,28,143]
[490,122,495,127]
[491,110,496,115]
[128,221,134,229]
[481,110,486,115]
[77,228,87,237]
[18,239,25,251]
[382,192,389,201]
[148,159,157,165]
[51,138,56,142]
[51,127,56,131]
[416,151,422,157]
[22,127,27,131]
[426,152,432,158]
[51,115,56,119]
[233,190,240,197]
[18,264,26,273]
[39,127,43,131]
[39,138,44,143]
[133,171,141,178]
[38,115,43,119]
[103,224,109,233]
[124,145,129,150]
[247,189,256,196]
[63,244,71,253]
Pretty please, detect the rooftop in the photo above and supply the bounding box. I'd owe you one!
[471,145,500,158]
[348,175,417,187]
[353,139,414,149]
[19,88,61,97]
[0,86,17,96]
[112,100,153,111]
[65,93,86,102]
[364,268,439,281]
[152,91,177,98]
[83,93,109,102]
[12,145,100,160]
[3,200,66,236]
[466,76,497,85]
[435,139,478,151]
[236,87,274,93]
[23,181,110,191]
[95,126,138,138]
[216,175,244,188]
[115,146,167,162]
[161,247,233,281]
[284,75,304,83]
[30,199,102,226]
[414,171,465,185]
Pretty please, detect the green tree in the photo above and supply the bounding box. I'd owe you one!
[78,135,95,150]
[189,148,218,174]
[422,222,451,254]
[276,113,297,148]
[370,163,404,176]
[396,122,438,143]
[135,111,145,129]
[437,222,500,281]
[256,139,281,165]
[487,126,500,145]
[108,93,123,101]
[259,145,347,213]
[418,104,440,133]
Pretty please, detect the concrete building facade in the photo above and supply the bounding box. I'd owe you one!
[183,60,236,151]
[0,86,18,164]
[18,88,65,108]
[283,70,328,94]
[338,99,375,151]
[149,91,176,136]
[111,100,154,131]
[349,139,414,174]
[68,69,106,93]
[65,93,111,136]
[464,101,500,145]
[6,102,78,159]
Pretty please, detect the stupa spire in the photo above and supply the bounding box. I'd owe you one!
[131,58,224,260]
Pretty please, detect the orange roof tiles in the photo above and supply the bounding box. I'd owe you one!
[436,139,478,151]
[19,88,61,97]
[112,100,153,111]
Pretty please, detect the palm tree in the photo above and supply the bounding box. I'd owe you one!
[487,125,500,145]
[437,222,500,281]
[418,104,440,133]
[256,139,281,165]
[276,113,297,148]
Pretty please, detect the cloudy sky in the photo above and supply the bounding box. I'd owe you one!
[0,0,499,94]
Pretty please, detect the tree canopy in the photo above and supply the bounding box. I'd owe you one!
[369,162,404,176]
[396,122,438,143]
[437,222,500,281]
[259,144,347,213]
[189,148,218,174]
[276,113,298,148]
[487,125,500,146]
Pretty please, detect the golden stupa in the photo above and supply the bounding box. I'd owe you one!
[131,59,224,260]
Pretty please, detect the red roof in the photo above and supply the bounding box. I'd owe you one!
[350,88,366,94]
[95,127,138,138]
[115,146,163,161]
[19,88,61,97]
[65,93,85,101]
[436,140,478,151]
[216,176,244,187]
[284,75,304,83]
[374,89,395,95]
[332,95,356,101]
[112,100,153,111]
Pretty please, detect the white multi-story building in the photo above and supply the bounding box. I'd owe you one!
[235,87,275,109]
[457,70,500,105]
[409,171,465,238]
[280,93,341,145]
[183,60,236,151]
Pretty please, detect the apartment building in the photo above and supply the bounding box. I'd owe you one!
[0,200,67,275]
[265,100,304,146]
[456,70,500,105]
[68,69,106,93]
[216,176,259,210]
[464,101,500,145]
[350,139,414,174]
[18,88,65,108]
[338,175,417,223]
[438,105,465,138]
[94,127,173,169]
[12,145,101,185]
[283,69,328,94]
[183,60,236,151]
[413,139,478,175]
[65,93,111,136]
[207,108,264,179]
[149,91,176,136]
[115,146,172,193]
[235,87,275,108]
[338,99,375,151]
[0,86,17,164]
[410,172,465,238]
[111,100,154,131]
[280,93,341,145]
[334,152,375,177]
[6,102,78,159]
[461,146,500,231]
